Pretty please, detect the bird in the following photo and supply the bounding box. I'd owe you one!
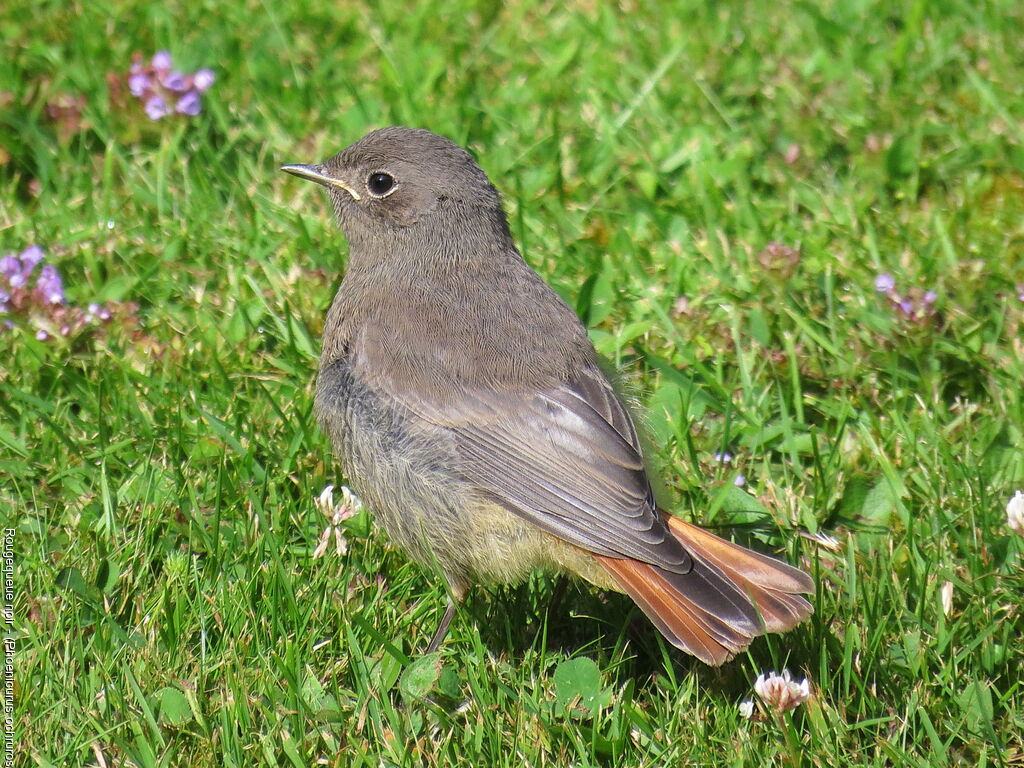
[282,127,813,665]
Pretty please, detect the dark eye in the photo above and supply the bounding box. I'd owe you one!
[367,172,395,197]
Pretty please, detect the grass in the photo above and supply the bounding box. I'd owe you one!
[3,0,1024,765]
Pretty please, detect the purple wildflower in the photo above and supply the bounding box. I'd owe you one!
[1017,284,1024,303]
[875,272,939,325]
[714,452,733,464]
[0,255,20,284]
[152,50,172,71]
[35,265,65,305]
[129,72,151,96]
[127,53,212,121]
[193,68,215,92]
[1,246,140,344]
[145,95,169,121]
[175,90,201,116]
[875,273,895,293]
[87,302,112,321]
[20,245,44,273]
[162,71,188,92]
[734,474,746,487]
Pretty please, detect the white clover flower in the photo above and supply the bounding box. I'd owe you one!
[1007,490,1024,537]
[738,700,754,719]
[754,670,810,713]
[313,484,361,559]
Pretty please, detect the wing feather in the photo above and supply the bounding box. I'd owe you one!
[395,364,694,572]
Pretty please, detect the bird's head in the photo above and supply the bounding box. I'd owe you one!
[282,127,507,245]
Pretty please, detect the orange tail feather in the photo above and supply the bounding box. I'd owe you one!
[595,515,813,665]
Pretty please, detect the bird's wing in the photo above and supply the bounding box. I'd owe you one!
[396,364,695,572]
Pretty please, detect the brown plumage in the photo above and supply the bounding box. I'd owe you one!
[282,127,813,663]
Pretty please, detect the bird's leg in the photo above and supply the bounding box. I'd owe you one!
[546,574,570,622]
[424,601,457,653]
[424,585,465,654]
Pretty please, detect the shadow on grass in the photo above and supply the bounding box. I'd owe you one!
[465,572,820,697]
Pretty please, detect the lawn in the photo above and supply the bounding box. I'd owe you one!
[3,1,1023,765]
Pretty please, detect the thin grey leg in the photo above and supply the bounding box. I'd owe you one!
[425,598,458,654]
[547,575,569,621]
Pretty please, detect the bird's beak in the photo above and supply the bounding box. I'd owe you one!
[280,163,363,201]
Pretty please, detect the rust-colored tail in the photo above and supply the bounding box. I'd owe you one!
[595,515,813,665]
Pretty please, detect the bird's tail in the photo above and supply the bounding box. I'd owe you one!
[594,514,813,665]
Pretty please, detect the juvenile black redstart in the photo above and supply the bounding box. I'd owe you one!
[282,127,813,664]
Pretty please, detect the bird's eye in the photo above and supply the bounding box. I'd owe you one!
[367,172,396,197]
